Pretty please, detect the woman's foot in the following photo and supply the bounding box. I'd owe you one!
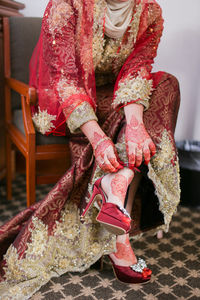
[109,234,137,266]
[108,234,152,284]
[101,167,134,208]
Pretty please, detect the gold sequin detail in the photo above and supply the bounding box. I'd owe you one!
[67,102,98,133]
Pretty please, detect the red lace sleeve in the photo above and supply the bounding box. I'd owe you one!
[43,3,94,119]
[29,0,96,135]
[112,2,164,111]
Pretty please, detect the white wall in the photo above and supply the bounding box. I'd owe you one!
[154,0,200,141]
[20,0,47,17]
[20,0,200,141]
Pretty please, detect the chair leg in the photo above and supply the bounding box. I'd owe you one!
[11,149,16,180]
[26,155,36,207]
[6,134,12,200]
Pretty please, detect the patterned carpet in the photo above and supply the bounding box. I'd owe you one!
[0,174,200,300]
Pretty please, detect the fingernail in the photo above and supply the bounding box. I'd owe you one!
[117,165,124,169]
[117,159,124,164]
[129,164,135,168]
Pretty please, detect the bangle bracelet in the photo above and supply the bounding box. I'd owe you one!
[94,137,112,153]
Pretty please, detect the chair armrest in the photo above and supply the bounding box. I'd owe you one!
[21,96,36,136]
[5,77,37,105]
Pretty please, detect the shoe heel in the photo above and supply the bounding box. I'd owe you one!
[81,185,100,218]
[100,256,104,272]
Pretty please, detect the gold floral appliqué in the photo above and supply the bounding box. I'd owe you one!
[113,73,154,110]
[32,108,56,134]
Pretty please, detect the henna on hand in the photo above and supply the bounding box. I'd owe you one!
[125,114,156,167]
[80,120,123,173]
[91,131,123,173]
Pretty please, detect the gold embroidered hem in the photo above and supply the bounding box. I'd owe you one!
[148,130,181,231]
[67,102,98,134]
[0,203,116,300]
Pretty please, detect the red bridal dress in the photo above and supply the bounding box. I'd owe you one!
[0,0,180,299]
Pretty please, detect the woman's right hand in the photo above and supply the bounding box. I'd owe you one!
[92,133,123,173]
[80,120,123,173]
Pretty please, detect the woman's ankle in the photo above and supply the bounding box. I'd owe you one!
[101,173,122,206]
[110,234,137,266]
[101,168,134,207]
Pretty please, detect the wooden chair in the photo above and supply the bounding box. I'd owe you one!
[3,17,71,207]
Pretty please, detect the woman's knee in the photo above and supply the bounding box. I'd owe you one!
[163,72,180,90]
[161,73,181,121]
[154,71,179,88]
[165,73,180,108]
[155,71,180,106]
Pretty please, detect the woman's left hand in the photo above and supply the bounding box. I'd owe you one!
[125,114,156,168]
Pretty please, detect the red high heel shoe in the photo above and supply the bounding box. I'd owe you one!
[108,256,152,284]
[81,177,131,235]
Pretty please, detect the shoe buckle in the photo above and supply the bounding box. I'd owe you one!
[130,258,147,273]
